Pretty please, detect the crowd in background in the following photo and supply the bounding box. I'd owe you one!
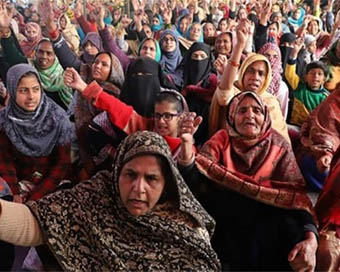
[0,0,339,270]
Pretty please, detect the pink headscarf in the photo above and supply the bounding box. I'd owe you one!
[258,42,282,96]
[19,22,43,58]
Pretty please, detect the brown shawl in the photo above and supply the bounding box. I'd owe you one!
[197,92,315,217]
[27,131,220,271]
[299,87,340,161]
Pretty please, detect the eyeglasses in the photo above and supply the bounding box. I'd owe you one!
[153,112,181,121]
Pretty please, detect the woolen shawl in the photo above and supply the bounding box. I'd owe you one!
[159,30,183,74]
[34,42,73,107]
[196,92,315,218]
[26,131,221,271]
[0,64,72,157]
[20,22,43,58]
[258,42,283,96]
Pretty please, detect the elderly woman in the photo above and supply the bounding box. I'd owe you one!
[178,91,318,271]
[210,19,289,143]
[0,131,220,271]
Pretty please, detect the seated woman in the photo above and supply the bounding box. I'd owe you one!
[259,42,289,119]
[314,148,340,271]
[210,19,290,143]
[0,131,220,271]
[159,30,183,86]
[178,91,318,271]
[0,63,73,203]
[297,84,340,191]
[179,42,217,145]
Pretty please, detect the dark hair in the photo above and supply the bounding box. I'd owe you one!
[20,71,39,81]
[305,61,328,77]
[268,21,280,30]
[155,92,184,113]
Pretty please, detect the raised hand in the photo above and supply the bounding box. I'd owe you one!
[0,0,14,29]
[94,4,105,29]
[64,67,87,92]
[290,35,304,59]
[236,18,252,46]
[38,0,54,28]
[162,8,172,24]
[74,0,83,17]
[179,112,203,143]
[214,54,228,76]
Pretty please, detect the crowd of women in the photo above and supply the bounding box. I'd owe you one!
[0,0,339,270]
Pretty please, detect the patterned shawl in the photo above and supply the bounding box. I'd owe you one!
[0,64,72,157]
[19,22,43,58]
[258,42,283,96]
[27,131,220,271]
[196,92,315,217]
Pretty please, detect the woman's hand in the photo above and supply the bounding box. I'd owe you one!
[236,18,252,47]
[214,54,228,76]
[38,0,55,32]
[317,154,332,173]
[288,232,318,272]
[0,1,14,29]
[94,4,106,30]
[178,112,202,165]
[64,67,87,92]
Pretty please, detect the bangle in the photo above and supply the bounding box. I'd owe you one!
[228,60,240,68]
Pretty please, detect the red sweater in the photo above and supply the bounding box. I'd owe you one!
[0,132,71,201]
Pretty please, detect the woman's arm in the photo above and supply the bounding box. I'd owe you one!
[0,199,43,246]
[40,0,81,71]
[64,68,149,134]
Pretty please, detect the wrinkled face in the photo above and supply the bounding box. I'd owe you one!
[307,20,319,36]
[59,16,67,29]
[203,23,216,38]
[143,25,153,38]
[16,74,42,112]
[179,17,189,34]
[189,24,201,41]
[242,61,268,92]
[307,40,317,53]
[215,33,232,55]
[84,41,99,56]
[268,23,278,37]
[92,53,111,82]
[234,96,265,138]
[35,41,55,69]
[218,19,228,32]
[161,34,176,52]
[25,25,39,40]
[140,39,157,59]
[305,68,326,90]
[154,101,181,137]
[119,155,166,216]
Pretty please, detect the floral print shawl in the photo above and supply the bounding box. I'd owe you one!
[27,131,220,271]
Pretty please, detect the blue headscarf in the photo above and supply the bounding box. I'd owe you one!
[137,38,162,62]
[159,30,183,73]
[151,14,164,32]
[287,7,305,28]
[185,23,204,42]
